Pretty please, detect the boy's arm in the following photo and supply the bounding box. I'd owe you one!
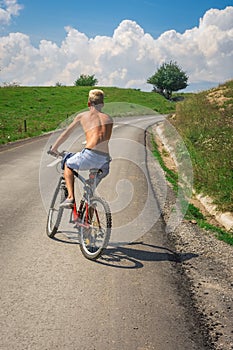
[51,114,82,154]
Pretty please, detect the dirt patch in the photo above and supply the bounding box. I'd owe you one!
[155,133,177,172]
[207,88,232,106]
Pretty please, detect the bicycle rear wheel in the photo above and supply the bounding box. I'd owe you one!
[46,177,67,238]
[80,196,111,260]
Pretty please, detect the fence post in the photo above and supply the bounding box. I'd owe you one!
[24,120,27,132]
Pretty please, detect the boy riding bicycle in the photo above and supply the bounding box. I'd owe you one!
[51,89,113,208]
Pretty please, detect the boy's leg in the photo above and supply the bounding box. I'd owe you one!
[59,165,75,208]
[64,164,75,200]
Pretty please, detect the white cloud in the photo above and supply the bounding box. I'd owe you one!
[0,0,23,25]
[0,6,233,91]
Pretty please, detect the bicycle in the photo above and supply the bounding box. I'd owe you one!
[46,148,112,260]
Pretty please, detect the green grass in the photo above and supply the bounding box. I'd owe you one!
[151,132,233,246]
[151,135,178,192]
[0,86,175,144]
[170,80,233,213]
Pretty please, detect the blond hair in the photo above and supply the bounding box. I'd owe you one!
[88,89,104,105]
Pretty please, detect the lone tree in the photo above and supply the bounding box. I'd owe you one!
[74,74,98,86]
[147,61,188,100]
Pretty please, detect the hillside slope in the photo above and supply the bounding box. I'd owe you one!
[0,86,174,144]
[170,80,233,213]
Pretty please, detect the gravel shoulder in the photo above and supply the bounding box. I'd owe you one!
[147,125,233,350]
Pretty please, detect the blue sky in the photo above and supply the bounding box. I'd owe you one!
[0,0,233,90]
[5,0,232,45]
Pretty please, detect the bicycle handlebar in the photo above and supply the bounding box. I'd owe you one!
[47,146,66,158]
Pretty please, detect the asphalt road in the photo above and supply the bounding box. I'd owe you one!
[0,115,208,350]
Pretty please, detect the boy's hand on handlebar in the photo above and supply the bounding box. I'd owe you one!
[48,146,60,157]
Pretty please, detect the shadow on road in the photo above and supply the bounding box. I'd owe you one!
[96,241,199,269]
[49,234,198,269]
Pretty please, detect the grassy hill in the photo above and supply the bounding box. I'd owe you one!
[0,86,175,144]
[170,80,233,213]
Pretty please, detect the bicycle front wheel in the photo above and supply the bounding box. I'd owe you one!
[46,177,67,238]
[80,196,112,260]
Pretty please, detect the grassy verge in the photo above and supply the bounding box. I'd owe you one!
[151,132,233,246]
[169,80,233,213]
[0,86,175,144]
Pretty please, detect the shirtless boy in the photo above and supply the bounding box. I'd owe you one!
[51,89,113,208]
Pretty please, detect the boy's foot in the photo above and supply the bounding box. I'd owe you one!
[59,198,75,209]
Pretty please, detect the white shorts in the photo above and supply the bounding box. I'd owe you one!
[66,148,111,182]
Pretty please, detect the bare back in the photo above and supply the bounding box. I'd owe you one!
[80,108,113,153]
